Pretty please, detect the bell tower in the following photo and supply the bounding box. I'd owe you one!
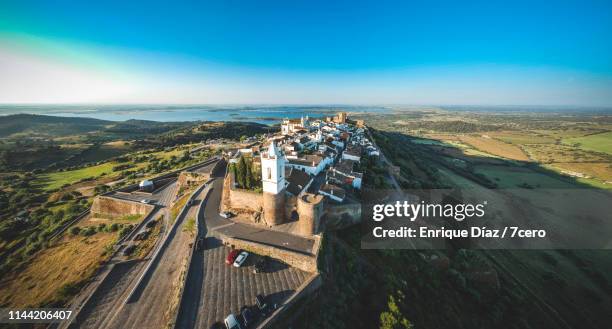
[261,142,286,225]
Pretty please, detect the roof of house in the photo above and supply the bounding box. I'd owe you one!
[287,154,324,167]
[319,183,346,200]
[343,145,362,157]
[285,167,312,196]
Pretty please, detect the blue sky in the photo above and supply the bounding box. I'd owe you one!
[0,0,611,105]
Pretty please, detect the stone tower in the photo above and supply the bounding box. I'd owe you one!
[297,193,325,236]
[261,142,286,226]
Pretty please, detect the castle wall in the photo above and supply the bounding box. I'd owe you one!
[263,190,286,226]
[228,188,263,212]
[219,233,320,273]
[284,194,298,220]
[297,194,325,236]
[91,196,154,219]
[223,165,263,213]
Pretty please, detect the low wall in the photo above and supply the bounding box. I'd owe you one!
[218,234,319,273]
[257,273,322,329]
[91,196,154,218]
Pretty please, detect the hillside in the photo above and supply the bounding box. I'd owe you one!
[0,114,113,138]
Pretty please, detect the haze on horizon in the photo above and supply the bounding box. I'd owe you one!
[1,0,611,107]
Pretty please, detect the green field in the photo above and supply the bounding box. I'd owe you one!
[564,131,612,155]
[37,162,117,190]
[474,165,578,189]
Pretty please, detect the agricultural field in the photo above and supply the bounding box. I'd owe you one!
[564,131,612,155]
[473,164,577,189]
[375,111,612,189]
[458,135,530,161]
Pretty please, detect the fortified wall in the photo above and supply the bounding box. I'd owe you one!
[222,170,263,214]
[91,195,154,219]
[297,193,325,236]
[218,233,322,273]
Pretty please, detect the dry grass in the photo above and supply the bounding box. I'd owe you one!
[0,232,116,307]
[551,162,612,181]
[459,135,530,161]
[485,131,556,144]
[523,144,609,163]
[132,221,162,259]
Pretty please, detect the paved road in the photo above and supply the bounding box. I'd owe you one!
[102,185,209,329]
[177,175,310,329]
[67,181,178,329]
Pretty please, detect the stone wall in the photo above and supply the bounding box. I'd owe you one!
[256,273,322,329]
[263,191,285,226]
[229,188,263,213]
[223,167,263,213]
[91,196,154,219]
[297,193,325,236]
[218,234,320,273]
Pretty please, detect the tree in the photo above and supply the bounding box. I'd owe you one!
[237,157,247,188]
[245,160,253,189]
[380,294,412,329]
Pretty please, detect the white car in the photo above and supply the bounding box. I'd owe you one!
[233,251,249,267]
[224,314,242,329]
[140,199,151,204]
[219,211,233,219]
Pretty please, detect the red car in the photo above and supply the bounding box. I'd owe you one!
[226,249,240,265]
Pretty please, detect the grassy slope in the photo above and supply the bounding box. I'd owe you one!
[37,162,117,191]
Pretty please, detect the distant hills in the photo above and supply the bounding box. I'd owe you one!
[0,114,113,138]
[0,114,193,138]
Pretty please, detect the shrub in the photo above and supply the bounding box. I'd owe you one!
[81,226,96,236]
[97,223,107,232]
[70,226,81,235]
[109,223,119,232]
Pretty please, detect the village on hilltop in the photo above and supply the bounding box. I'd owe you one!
[223,112,378,236]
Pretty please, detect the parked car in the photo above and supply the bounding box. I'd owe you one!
[226,249,240,265]
[253,257,268,274]
[224,314,242,329]
[123,244,136,256]
[233,251,249,267]
[240,306,254,327]
[140,199,153,204]
[219,211,234,219]
[196,237,205,251]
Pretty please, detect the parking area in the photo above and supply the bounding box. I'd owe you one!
[195,237,310,329]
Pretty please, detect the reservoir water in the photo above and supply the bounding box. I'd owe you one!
[0,105,390,124]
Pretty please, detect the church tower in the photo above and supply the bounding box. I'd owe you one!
[261,142,286,225]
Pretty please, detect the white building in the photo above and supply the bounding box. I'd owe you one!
[261,142,286,194]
